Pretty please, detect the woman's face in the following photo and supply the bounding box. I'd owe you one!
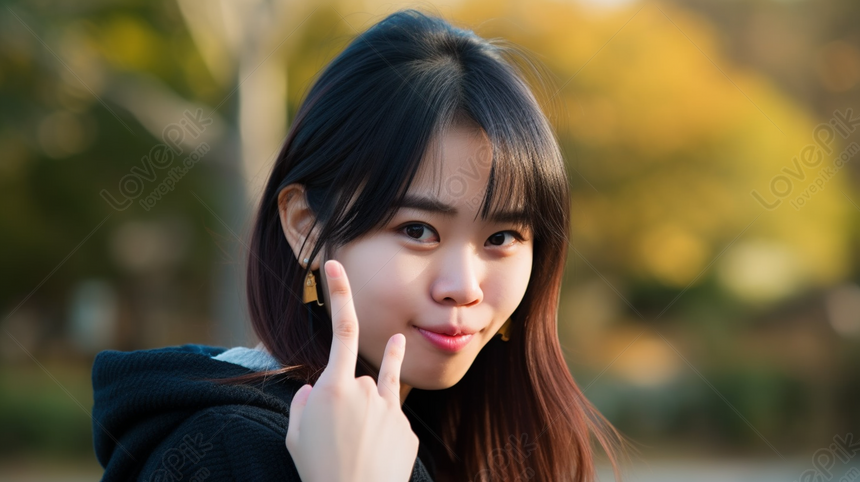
[295,126,533,391]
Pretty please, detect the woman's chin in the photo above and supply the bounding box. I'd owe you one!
[402,368,469,391]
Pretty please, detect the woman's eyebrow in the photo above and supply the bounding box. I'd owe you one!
[394,194,530,225]
[396,194,457,216]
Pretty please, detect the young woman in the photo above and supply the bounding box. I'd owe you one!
[92,9,623,482]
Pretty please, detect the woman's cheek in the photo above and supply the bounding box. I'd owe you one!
[354,283,407,341]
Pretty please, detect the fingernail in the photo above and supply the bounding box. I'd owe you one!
[325,260,342,278]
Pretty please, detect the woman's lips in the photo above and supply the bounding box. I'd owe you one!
[414,326,474,353]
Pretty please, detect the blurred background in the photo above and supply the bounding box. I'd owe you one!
[1,0,859,480]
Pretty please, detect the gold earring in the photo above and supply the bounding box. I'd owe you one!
[497,317,512,342]
[302,258,324,306]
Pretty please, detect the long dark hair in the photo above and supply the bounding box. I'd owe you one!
[238,9,623,481]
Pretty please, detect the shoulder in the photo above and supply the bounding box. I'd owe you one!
[137,405,301,482]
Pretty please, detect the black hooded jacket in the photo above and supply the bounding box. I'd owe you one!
[91,344,435,481]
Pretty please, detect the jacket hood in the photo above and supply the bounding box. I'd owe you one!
[91,344,304,478]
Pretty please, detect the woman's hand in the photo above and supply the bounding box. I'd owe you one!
[285,259,419,482]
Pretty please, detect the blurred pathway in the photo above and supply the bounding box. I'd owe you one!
[599,459,859,482]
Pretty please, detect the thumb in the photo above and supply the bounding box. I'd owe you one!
[286,384,312,450]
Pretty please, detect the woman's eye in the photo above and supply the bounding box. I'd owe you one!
[486,231,522,247]
[400,224,525,246]
[402,223,438,243]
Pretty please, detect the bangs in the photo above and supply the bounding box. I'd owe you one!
[381,102,562,241]
[415,67,567,242]
[418,122,544,233]
[469,54,569,242]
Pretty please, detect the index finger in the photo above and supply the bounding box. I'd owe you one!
[320,259,359,383]
[377,334,405,404]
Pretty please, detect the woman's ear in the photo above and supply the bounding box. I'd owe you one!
[277,183,322,270]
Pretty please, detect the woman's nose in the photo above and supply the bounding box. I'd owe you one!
[430,250,483,307]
